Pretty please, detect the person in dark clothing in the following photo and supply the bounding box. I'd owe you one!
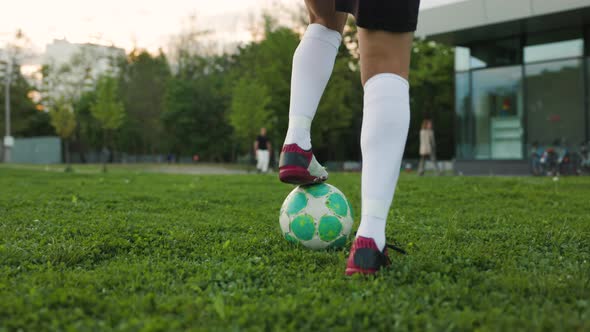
[254,127,272,173]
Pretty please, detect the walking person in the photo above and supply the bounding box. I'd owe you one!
[277,0,420,275]
[418,119,440,176]
[254,127,272,173]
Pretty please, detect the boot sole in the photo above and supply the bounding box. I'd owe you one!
[279,167,327,186]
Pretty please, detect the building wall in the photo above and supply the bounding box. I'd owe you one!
[43,39,125,73]
[41,40,126,105]
[417,0,590,38]
[453,23,589,162]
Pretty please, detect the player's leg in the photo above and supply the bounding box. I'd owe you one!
[346,30,414,275]
[262,150,270,173]
[357,29,413,248]
[279,1,348,185]
[431,152,441,175]
[357,30,413,84]
[418,155,425,175]
[256,150,263,172]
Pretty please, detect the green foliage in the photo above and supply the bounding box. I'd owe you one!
[0,168,589,330]
[73,90,103,160]
[162,56,233,161]
[48,99,76,139]
[0,67,52,137]
[409,39,455,159]
[227,27,299,145]
[118,50,171,154]
[229,78,271,148]
[312,56,358,160]
[21,14,456,162]
[91,75,125,131]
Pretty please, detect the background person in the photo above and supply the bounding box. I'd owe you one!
[254,127,272,173]
[418,119,440,176]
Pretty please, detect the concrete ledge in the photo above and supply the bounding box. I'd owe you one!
[417,0,590,39]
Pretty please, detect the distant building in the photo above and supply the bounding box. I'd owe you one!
[43,39,125,75]
[41,39,125,103]
[417,0,590,174]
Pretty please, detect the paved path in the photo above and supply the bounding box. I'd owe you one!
[0,163,252,175]
[145,165,249,175]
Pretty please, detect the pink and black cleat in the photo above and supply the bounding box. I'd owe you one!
[345,236,407,276]
[279,144,328,185]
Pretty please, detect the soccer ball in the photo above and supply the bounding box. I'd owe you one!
[279,183,354,250]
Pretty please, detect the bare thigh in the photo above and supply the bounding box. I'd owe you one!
[358,28,414,85]
[305,0,348,34]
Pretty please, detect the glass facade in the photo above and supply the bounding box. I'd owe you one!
[524,39,583,63]
[525,59,585,149]
[472,66,524,159]
[455,72,471,159]
[471,38,522,69]
[454,29,590,160]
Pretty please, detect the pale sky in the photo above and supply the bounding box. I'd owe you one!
[0,0,457,53]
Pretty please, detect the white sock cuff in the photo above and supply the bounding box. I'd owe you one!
[288,116,312,129]
[363,73,409,106]
[304,23,342,49]
[364,73,409,90]
[362,199,391,220]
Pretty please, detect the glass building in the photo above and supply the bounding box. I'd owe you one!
[417,0,590,174]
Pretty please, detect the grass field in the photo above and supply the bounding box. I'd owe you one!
[1,166,589,331]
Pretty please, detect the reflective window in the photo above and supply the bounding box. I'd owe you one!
[470,38,521,69]
[455,72,472,159]
[472,66,524,160]
[525,59,585,151]
[524,39,583,63]
[525,29,583,63]
[588,58,590,145]
[455,47,470,72]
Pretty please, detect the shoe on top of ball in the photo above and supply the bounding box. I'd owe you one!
[278,143,328,185]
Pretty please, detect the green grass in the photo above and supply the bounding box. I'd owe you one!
[1,167,589,331]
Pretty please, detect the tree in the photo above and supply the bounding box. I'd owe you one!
[118,50,170,155]
[91,75,125,172]
[229,78,271,157]
[0,29,37,161]
[409,39,455,159]
[40,46,125,162]
[162,62,233,162]
[227,25,299,148]
[312,57,357,160]
[72,90,102,162]
[0,68,53,138]
[48,99,76,171]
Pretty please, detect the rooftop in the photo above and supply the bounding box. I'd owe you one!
[416,0,590,44]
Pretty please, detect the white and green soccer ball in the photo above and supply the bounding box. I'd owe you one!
[279,183,354,250]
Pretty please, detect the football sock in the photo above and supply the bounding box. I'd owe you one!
[357,73,411,251]
[284,23,342,150]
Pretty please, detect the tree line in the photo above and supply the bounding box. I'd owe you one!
[1,15,454,166]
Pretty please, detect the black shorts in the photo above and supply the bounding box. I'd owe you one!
[335,0,420,33]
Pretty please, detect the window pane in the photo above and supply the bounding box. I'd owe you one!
[588,58,590,145]
[524,39,583,63]
[455,72,472,159]
[472,66,524,160]
[525,29,583,63]
[525,59,585,151]
[470,38,521,69]
[455,47,470,72]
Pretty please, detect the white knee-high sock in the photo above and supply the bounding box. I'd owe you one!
[357,73,411,251]
[284,23,342,150]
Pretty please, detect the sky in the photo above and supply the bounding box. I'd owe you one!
[0,0,459,53]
